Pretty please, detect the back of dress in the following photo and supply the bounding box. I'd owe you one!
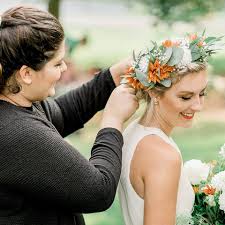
[118,119,194,225]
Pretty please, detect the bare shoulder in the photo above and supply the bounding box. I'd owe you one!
[132,135,182,177]
[130,134,182,199]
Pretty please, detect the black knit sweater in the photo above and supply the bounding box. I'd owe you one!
[0,69,123,225]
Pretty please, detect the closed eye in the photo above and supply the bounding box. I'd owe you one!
[181,92,207,101]
[181,96,192,101]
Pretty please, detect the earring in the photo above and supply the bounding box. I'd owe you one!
[154,98,159,105]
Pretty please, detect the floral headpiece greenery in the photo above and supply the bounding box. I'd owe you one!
[121,31,224,91]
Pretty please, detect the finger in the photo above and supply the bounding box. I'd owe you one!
[126,87,136,95]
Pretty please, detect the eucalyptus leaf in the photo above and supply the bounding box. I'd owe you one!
[191,45,201,61]
[161,47,173,64]
[145,82,155,90]
[191,52,201,61]
[160,79,172,87]
[135,69,151,87]
[167,47,184,66]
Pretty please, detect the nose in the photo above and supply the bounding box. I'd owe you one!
[191,96,204,112]
[60,61,68,73]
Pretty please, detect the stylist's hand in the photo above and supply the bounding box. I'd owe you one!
[101,84,138,132]
[109,57,133,86]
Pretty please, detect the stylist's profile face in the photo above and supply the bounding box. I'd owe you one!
[31,40,67,99]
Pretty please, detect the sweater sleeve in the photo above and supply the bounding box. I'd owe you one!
[44,68,115,137]
[0,118,123,213]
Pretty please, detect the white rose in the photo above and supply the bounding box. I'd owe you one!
[211,171,225,191]
[219,191,225,212]
[183,159,210,185]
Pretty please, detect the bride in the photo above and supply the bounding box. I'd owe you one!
[118,33,222,225]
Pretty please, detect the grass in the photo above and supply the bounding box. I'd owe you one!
[67,116,225,225]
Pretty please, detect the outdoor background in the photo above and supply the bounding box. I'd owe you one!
[1,1,225,224]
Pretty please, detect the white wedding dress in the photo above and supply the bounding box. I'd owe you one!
[118,118,195,225]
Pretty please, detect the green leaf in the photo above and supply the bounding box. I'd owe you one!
[192,52,202,61]
[167,47,184,66]
[148,53,156,63]
[190,37,201,46]
[146,82,155,90]
[191,45,201,61]
[135,69,151,87]
[151,41,158,52]
[161,47,173,64]
[132,50,136,62]
[148,42,155,52]
[204,37,218,44]
[202,29,206,37]
[160,79,172,87]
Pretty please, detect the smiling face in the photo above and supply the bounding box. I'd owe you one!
[153,69,208,131]
[22,40,67,102]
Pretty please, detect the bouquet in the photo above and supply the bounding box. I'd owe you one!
[181,144,225,225]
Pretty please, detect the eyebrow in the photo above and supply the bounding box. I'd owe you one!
[178,87,207,95]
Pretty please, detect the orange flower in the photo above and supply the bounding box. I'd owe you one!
[125,77,145,90]
[148,59,174,84]
[202,185,216,195]
[162,40,173,48]
[162,40,180,48]
[125,67,135,74]
[189,33,198,41]
[193,186,199,193]
[197,41,204,47]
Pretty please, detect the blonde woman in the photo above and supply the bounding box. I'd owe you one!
[118,34,223,225]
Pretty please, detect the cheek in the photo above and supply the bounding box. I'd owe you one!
[161,97,182,115]
[45,67,61,82]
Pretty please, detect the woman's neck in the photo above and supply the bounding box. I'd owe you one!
[0,93,32,107]
[139,109,174,136]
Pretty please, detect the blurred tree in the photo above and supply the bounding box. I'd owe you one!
[129,0,225,24]
[48,0,61,19]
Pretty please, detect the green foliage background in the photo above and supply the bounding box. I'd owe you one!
[58,1,225,224]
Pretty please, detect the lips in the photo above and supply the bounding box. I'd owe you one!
[180,112,194,120]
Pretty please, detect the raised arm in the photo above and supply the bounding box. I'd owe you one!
[130,135,182,225]
[43,57,132,137]
[1,84,138,213]
[1,118,122,213]
[54,69,115,137]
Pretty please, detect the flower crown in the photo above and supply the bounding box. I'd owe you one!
[121,31,224,91]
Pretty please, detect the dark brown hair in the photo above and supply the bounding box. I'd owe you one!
[0,6,64,93]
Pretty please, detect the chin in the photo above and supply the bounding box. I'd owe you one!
[178,121,193,128]
[48,88,56,97]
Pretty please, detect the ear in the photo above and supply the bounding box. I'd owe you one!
[17,65,33,85]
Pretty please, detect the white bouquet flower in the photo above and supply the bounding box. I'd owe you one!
[211,170,225,191]
[185,143,225,225]
[183,159,210,185]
